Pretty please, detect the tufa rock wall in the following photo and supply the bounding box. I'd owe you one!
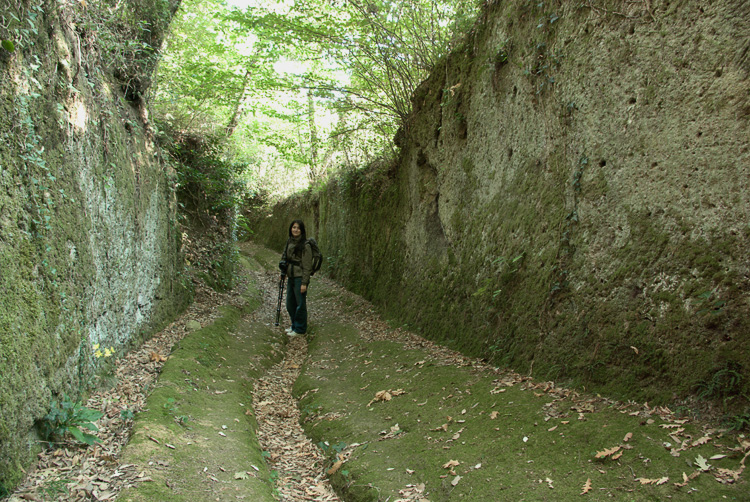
[0,0,187,490]
[252,0,749,413]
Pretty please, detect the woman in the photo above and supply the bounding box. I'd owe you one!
[280,219,312,335]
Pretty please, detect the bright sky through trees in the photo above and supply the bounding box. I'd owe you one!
[153,0,480,199]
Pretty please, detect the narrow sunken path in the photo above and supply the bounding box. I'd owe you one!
[246,243,341,501]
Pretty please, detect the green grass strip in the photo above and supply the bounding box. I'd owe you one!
[119,275,283,501]
[294,284,749,501]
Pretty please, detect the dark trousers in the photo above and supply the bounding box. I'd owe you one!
[286,277,307,334]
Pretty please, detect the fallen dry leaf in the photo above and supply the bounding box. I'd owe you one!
[695,455,711,471]
[368,389,404,406]
[327,460,343,475]
[442,459,460,470]
[715,467,742,484]
[581,478,592,494]
[595,446,621,459]
[692,436,711,447]
[674,471,690,487]
[637,476,669,485]
[674,471,700,487]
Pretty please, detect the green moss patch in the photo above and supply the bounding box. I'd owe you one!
[293,308,748,501]
[240,242,279,272]
[118,283,282,501]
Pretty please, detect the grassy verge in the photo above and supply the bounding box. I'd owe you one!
[118,255,283,501]
[294,283,749,501]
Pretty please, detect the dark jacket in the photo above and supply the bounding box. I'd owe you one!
[282,237,312,285]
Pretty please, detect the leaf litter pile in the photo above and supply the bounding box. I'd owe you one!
[6,242,750,501]
[251,334,340,501]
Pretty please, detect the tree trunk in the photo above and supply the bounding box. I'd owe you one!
[225,68,252,138]
[307,90,320,183]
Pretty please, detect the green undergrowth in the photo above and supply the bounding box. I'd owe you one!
[119,253,283,502]
[293,291,749,501]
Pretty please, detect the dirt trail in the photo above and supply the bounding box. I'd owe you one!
[247,250,342,500]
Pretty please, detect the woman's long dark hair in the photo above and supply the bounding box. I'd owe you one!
[288,219,307,256]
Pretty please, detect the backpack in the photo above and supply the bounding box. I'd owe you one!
[287,238,323,276]
[306,238,323,276]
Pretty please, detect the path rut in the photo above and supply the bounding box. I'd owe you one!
[252,335,340,501]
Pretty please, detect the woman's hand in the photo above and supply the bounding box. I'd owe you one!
[301,284,307,294]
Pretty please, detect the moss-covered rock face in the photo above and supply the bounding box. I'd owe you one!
[0,0,188,491]
[251,1,749,416]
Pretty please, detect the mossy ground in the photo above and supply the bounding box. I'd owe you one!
[292,278,749,501]
[118,250,283,502]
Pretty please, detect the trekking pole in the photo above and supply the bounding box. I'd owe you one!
[274,274,286,326]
